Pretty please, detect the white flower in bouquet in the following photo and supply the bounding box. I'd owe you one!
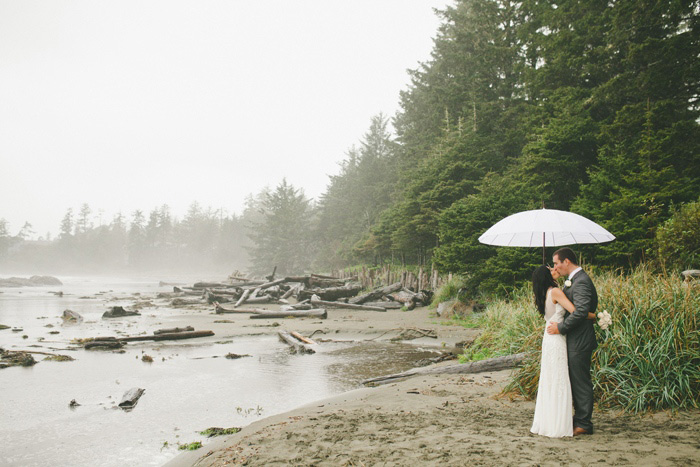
[564,280,572,287]
[597,310,612,330]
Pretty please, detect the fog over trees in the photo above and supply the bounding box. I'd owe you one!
[2,0,698,289]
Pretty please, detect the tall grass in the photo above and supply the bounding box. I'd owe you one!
[430,275,468,308]
[462,266,700,412]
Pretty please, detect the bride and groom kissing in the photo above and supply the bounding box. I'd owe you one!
[530,247,597,438]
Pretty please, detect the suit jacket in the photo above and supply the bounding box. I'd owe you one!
[557,269,598,353]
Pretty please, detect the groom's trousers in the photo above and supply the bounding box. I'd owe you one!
[568,349,594,433]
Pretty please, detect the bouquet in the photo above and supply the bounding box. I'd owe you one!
[597,310,612,330]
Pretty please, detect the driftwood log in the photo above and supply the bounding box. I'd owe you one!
[250,309,327,319]
[214,303,262,314]
[310,299,387,312]
[153,326,195,335]
[85,339,125,350]
[349,282,403,305]
[278,330,315,354]
[298,284,362,301]
[119,387,145,409]
[363,301,404,309]
[234,289,251,307]
[87,330,214,346]
[290,331,317,345]
[362,352,527,386]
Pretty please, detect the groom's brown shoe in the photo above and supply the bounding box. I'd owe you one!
[573,427,590,436]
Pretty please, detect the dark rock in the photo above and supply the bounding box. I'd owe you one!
[0,349,37,368]
[102,306,140,319]
[118,387,145,410]
[62,309,83,322]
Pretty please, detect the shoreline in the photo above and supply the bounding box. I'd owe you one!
[167,366,700,466]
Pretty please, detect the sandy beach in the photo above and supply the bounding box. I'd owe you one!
[164,303,700,467]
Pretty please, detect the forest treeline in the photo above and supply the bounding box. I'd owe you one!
[2,0,699,290]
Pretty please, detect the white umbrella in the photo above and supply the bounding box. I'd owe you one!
[478,208,615,263]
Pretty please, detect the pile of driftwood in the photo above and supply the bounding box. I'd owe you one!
[157,272,432,315]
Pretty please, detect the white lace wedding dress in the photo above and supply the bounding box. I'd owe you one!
[530,288,573,437]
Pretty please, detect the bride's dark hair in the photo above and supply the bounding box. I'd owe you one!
[532,265,557,317]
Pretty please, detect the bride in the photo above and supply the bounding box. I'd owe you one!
[530,265,595,438]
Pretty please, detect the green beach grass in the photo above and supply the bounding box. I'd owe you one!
[458,266,699,412]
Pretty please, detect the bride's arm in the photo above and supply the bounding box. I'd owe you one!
[551,288,595,319]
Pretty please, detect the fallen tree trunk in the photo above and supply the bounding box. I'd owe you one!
[290,331,316,345]
[363,301,404,309]
[88,330,214,344]
[278,330,315,354]
[129,330,214,342]
[234,289,251,307]
[349,282,403,305]
[362,352,527,386]
[281,284,298,300]
[215,302,263,314]
[85,340,125,350]
[245,294,275,304]
[310,299,387,312]
[258,278,287,289]
[298,284,362,301]
[153,326,194,335]
[249,309,327,319]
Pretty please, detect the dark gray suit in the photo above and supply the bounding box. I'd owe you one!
[557,269,597,433]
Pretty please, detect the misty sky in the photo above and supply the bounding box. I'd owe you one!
[0,1,450,238]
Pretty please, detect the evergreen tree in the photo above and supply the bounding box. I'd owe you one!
[248,180,314,276]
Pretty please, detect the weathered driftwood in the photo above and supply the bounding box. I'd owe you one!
[349,282,403,305]
[281,284,298,300]
[207,288,242,296]
[363,301,404,309]
[85,340,125,350]
[298,284,362,301]
[125,330,214,342]
[173,287,202,295]
[171,298,202,307]
[310,299,387,312]
[250,309,327,319]
[192,281,237,289]
[214,302,262,314]
[234,289,251,307]
[119,387,145,409]
[278,330,315,354]
[281,303,313,311]
[87,330,214,345]
[204,290,233,304]
[153,326,194,335]
[362,352,527,386]
[249,287,261,299]
[258,278,287,289]
[102,306,141,318]
[245,294,274,304]
[290,331,316,345]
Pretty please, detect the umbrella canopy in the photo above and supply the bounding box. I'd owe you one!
[478,208,615,262]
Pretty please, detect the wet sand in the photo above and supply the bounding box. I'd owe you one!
[167,368,700,466]
[165,304,700,467]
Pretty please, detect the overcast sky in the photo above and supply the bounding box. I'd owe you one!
[0,0,450,238]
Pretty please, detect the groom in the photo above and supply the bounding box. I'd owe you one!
[546,247,598,436]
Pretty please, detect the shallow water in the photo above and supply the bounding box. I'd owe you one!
[0,277,440,466]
